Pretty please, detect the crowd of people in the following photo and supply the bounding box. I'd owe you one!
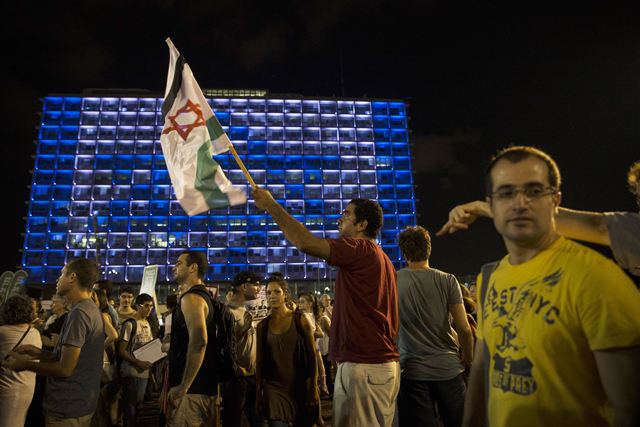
[0,146,638,427]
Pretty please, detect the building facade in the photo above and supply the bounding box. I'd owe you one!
[23,89,415,290]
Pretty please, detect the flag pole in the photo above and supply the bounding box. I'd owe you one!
[229,145,257,190]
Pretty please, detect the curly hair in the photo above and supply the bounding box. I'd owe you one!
[485,146,561,195]
[398,226,432,262]
[0,295,36,326]
[349,198,384,239]
[628,161,640,194]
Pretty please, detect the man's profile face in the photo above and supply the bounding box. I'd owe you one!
[119,292,134,309]
[172,254,190,284]
[56,265,72,296]
[337,203,360,238]
[243,282,259,301]
[487,157,560,248]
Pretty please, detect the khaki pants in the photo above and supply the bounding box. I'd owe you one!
[44,413,93,427]
[332,361,401,427]
[166,393,216,427]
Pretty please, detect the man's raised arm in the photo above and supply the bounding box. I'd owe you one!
[253,187,331,260]
[437,201,612,246]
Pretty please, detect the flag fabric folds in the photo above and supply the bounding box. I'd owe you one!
[160,38,246,216]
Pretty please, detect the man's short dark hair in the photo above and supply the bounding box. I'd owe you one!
[134,293,153,307]
[398,226,432,262]
[119,285,136,296]
[182,251,208,279]
[65,258,100,290]
[0,295,36,325]
[628,161,640,194]
[485,146,561,195]
[95,280,114,299]
[349,198,384,239]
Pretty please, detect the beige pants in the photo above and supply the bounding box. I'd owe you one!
[332,361,401,427]
[45,413,93,427]
[166,393,216,427]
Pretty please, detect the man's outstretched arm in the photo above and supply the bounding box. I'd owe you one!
[437,201,611,246]
[253,187,331,260]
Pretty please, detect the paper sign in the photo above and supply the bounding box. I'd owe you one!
[139,265,159,317]
[133,338,166,363]
[245,298,269,322]
[257,285,266,300]
[41,300,53,311]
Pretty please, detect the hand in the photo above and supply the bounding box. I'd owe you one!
[12,344,42,360]
[51,333,60,346]
[436,201,491,236]
[136,360,154,371]
[242,310,254,330]
[252,187,276,211]
[2,351,30,372]
[168,384,187,408]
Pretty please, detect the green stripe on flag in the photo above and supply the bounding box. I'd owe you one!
[195,140,232,208]
[206,115,226,141]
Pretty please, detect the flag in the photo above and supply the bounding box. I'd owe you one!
[160,38,246,216]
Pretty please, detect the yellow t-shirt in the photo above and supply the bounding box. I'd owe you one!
[477,237,640,427]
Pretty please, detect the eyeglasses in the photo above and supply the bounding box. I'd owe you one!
[489,185,557,202]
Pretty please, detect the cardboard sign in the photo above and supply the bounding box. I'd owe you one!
[257,285,266,300]
[139,265,159,316]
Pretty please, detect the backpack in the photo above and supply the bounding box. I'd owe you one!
[115,317,137,368]
[211,299,239,382]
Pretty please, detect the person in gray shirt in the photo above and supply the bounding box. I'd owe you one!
[3,258,104,427]
[396,226,474,427]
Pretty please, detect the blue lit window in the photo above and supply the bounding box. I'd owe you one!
[148,249,166,264]
[358,156,375,170]
[82,98,100,111]
[395,171,412,184]
[101,98,119,111]
[398,215,416,228]
[128,233,148,248]
[150,233,168,248]
[304,170,322,184]
[35,170,54,185]
[116,141,134,154]
[339,129,355,142]
[228,232,247,247]
[64,98,81,111]
[383,215,398,230]
[323,171,340,183]
[372,103,388,115]
[340,170,358,183]
[357,129,374,141]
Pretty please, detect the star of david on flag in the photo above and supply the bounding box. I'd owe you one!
[160,38,246,216]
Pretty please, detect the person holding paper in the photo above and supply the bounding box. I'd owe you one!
[117,293,154,427]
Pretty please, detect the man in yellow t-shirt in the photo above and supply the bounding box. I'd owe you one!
[461,146,640,427]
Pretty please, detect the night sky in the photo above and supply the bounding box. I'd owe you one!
[3,1,639,279]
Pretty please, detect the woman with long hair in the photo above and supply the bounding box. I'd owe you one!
[256,275,320,427]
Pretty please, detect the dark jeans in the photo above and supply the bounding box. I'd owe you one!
[221,375,263,427]
[321,353,334,393]
[121,375,148,427]
[397,373,466,427]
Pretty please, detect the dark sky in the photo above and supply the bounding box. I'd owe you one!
[2,1,639,278]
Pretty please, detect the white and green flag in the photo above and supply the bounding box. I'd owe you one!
[161,38,246,216]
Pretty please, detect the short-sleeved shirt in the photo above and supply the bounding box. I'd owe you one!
[397,268,464,381]
[476,238,640,427]
[43,298,104,419]
[604,211,640,276]
[120,318,153,378]
[326,237,399,363]
[226,301,256,376]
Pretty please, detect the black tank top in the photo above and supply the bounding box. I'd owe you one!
[169,285,217,396]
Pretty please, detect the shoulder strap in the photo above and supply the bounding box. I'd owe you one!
[12,325,31,350]
[480,261,500,308]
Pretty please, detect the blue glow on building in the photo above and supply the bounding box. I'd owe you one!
[24,92,414,284]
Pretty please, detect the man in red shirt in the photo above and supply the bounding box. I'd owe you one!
[254,188,400,427]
